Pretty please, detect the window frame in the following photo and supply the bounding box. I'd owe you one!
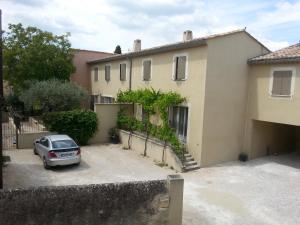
[100,94,115,104]
[119,62,128,81]
[94,67,99,82]
[142,58,152,81]
[269,67,296,98]
[172,53,188,81]
[168,105,189,143]
[93,94,100,104]
[40,137,50,148]
[104,64,112,82]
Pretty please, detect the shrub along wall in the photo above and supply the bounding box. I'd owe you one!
[42,109,98,145]
[116,89,185,158]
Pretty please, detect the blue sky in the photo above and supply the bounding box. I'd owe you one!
[1,0,300,52]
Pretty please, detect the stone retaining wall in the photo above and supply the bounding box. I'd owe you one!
[0,175,184,225]
[119,130,184,172]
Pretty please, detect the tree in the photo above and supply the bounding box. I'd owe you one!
[19,79,87,113]
[3,23,75,91]
[114,45,122,54]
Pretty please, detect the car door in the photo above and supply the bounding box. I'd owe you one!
[38,137,49,157]
[36,137,44,155]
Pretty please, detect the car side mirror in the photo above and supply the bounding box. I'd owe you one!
[36,140,40,143]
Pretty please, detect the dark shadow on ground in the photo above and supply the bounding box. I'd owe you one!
[50,160,90,172]
[212,151,300,170]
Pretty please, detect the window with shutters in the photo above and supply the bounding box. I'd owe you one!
[270,68,295,97]
[173,54,188,80]
[120,63,127,81]
[142,59,152,81]
[168,106,189,142]
[94,67,99,82]
[105,65,111,82]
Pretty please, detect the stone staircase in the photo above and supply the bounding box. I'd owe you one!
[183,153,200,172]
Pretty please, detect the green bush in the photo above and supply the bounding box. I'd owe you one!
[116,88,185,157]
[20,79,87,113]
[42,110,98,145]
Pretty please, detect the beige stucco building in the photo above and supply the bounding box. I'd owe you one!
[244,43,300,159]
[88,29,300,167]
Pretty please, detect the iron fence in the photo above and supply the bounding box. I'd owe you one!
[2,110,46,150]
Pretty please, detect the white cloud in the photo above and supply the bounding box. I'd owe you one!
[1,0,299,52]
[256,1,300,26]
[260,38,290,51]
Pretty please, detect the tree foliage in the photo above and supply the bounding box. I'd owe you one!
[42,110,98,145]
[3,23,75,91]
[19,79,87,113]
[114,45,122,54]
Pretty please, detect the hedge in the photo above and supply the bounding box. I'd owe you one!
[42,110,98,145]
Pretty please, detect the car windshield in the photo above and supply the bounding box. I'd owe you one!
[52,140,77,149]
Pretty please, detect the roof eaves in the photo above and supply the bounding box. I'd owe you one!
[248,56,300,65]
[87,28,269,65]
[87,39,207,64]
[72,48,113,55]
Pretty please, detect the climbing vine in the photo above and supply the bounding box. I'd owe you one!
[116,88,185,160]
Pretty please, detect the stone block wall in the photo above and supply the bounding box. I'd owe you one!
[0,175,184,225]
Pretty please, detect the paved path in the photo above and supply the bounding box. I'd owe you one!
[3,145,300,225]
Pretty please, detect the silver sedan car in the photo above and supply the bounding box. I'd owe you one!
[34,134,81,169]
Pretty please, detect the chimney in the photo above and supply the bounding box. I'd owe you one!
[183,30,193,42]
[133,39,141,51]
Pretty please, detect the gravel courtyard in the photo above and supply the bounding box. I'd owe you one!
[3,145,300,225]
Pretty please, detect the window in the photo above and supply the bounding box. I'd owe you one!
[105,65,111,81]
[94,67,99,82]
[52,140,77,149]
[270,68,295,97]
[174,55,187,80]
[143,59,152,81]
[169,106,188,142]
[90,95,98,109]
[100,96,115,103]
[91,95,100,104]
[120,63,127,81]
[40,138,49,148]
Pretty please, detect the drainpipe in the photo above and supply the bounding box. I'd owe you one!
[124,57,134,149]
[128,57,132,91]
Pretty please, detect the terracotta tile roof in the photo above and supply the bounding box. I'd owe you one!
[249,43,300,64]
[88,29,268,64]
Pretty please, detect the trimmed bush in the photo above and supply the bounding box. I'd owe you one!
[20,79,87,113]
[42,110,98,145]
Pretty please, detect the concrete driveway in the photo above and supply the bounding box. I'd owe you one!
[183,152,300,225]
[3,144,172,188]
[3,145,300,225]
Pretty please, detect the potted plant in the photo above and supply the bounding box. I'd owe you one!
[109,127,120,144]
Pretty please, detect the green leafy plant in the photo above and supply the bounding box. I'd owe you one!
[3,23,75,92]
[20,79,87,113]
[116,88,185,160]
[42,109,98,145]
[114,45,122,54]
[5,93,24,111]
